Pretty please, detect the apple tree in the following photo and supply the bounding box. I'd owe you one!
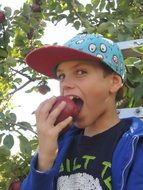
[0,0,143,189]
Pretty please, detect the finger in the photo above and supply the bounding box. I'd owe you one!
[53,116,73,134]
[48,101,67,125]
[37,96,56,113]
[36,96,56,120]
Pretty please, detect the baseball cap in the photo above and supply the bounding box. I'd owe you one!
[25,33,126,80]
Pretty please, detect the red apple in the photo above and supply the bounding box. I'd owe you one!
[31,3,41,12]
[35,0,42,5]
[0,11,6,23]
[38,84,50,95]
[27,28,34,40]
[50,96,82,126]
[8,180,21,190]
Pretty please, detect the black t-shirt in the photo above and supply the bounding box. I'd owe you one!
[56,119,131,190]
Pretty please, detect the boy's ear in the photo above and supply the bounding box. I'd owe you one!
[109,73,123,93]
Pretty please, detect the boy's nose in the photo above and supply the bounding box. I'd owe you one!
[60,78,75,94]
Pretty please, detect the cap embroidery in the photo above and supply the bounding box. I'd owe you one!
[96,54,103,59]
[76,39,84,44]
[112,55,118,64]
[88,43,97,53]
[80,34,87,38]
[100,43,107,53]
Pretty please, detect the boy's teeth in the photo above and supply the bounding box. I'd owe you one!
[69,96,74,100]
[69,95,79,100]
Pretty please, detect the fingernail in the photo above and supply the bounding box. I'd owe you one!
[68,116,73,120]
[52,96,56,100]
[61,101,66,105]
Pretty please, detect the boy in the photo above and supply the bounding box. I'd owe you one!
[21,33,143,190]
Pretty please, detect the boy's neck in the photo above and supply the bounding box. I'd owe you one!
[83,111,120,137]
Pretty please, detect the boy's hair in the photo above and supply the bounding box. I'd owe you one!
[99,62,123,102]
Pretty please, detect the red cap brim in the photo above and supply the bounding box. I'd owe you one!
[25,45,102,78]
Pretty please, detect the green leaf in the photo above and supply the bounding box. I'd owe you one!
[14,78,23,84]
[134,17,143,24]
[124,57,141,65]
[25,86,37,93]
[66,13,75,24]
[76,3,85,12]
[134,84,143,102]
[56,14,67,23]
[0,145,10,163]
[13,9,20,15]
[91,0,101,8]
[97,22,109,33]
[19,135,32,155]
[108,25,116,34]
[30,138,38,151]
[99,1,106,11]
[132,46,143,55]
[106,0,115,10]
[4,7,12,18]
[85,4,93,13]
[22,3,31,15]
[5,112,17,124]
[0,48,8,59]
[0,112,5,120]
[17,121,32,130]
[3,134,14,149]
[73,21,81,30]
[0,133,4,144]
[14,32,25,47]
[5,57,17,66]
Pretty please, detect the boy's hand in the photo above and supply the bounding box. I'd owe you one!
[35,96,72,171]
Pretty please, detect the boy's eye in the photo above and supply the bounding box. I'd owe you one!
[56,69,87,80]
[76,70,87,76]
[57,73,65,81]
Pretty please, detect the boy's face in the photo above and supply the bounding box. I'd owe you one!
[56,60,119,129]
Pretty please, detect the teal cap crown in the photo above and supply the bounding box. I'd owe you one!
[64,33,126,79]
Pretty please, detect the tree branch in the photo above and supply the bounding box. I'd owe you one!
[10,67,44,81]
[10,67,33,81]
[10,80,32,96]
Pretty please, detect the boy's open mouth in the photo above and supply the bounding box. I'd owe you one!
[68,95,84,114]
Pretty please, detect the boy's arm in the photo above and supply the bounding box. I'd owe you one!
[35,97,72,172]
[20,154,56,190]
[20,97,73,190]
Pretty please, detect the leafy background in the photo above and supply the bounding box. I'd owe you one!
[0,0,143,189]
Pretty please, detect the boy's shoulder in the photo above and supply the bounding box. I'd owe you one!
[124,117,143,136]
